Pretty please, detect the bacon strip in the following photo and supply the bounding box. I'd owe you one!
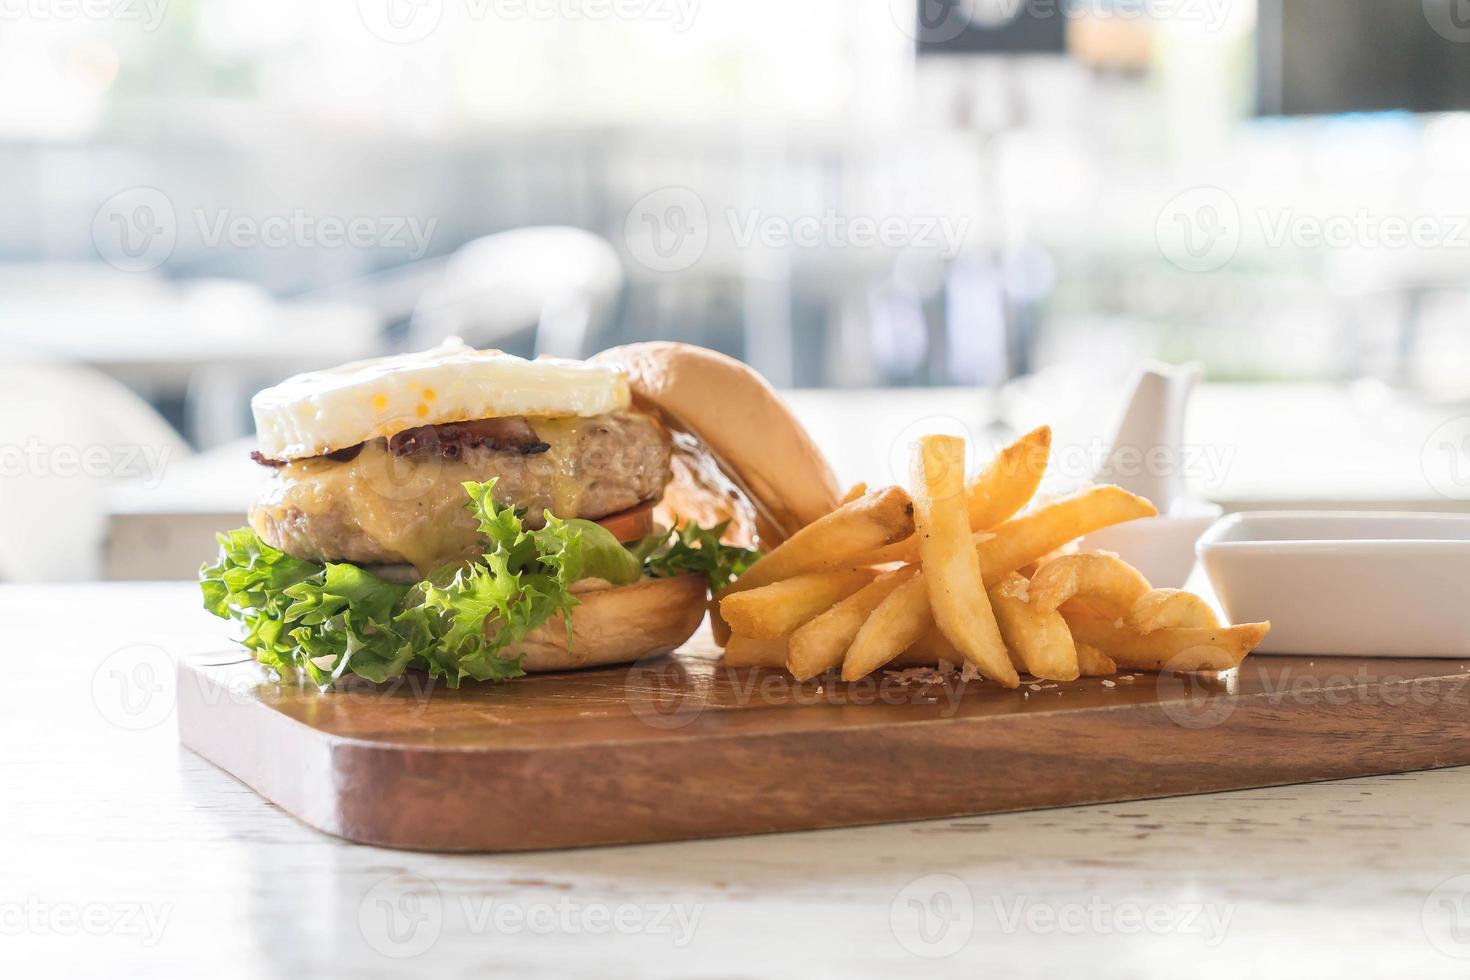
[388,417,550,459]
[250,417,551,468]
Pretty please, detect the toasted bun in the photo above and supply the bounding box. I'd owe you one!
[510,573,707,672]
[592,343,841,549]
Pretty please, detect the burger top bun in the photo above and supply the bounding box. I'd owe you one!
[592,342,842,549]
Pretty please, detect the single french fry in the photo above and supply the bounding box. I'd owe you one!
[1029,552,1153,618]
[709,598,733,647]
[842,574,933,681]
[723,634,789,668]
[968,425,1052,530]
[977,486,1158,586]
[719,568,876,640]
[988,574,1079,682]
[1075,642,1118,677]
[848,426,1052,565]
[912,436,1019,688]
[841,482,869,505]
[787,566,918,681]
[1062,608,1270,672]
[1126,588,1221,633]
[899,623,964,669]
[722,486,914,594]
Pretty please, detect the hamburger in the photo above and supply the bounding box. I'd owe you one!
[200,339,840,687]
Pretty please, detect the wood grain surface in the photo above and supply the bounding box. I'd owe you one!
[178,626,1470,852]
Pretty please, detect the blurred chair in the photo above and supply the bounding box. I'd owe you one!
[0,362,191,581]
[407,227,624,357]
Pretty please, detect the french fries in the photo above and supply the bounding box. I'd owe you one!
[968,425,1052,530]
[988,574,1079,682]
[1062,606,1269,672]
[720,568,875,640]
[788,566,917,680]
[977,486,1158,585]
[842,574,934,681]
[1075,642,1118,677]
[1028,553,1153,618]
[911,437,1018,688]
[723,634,790,668]
[850,426,1052,566]
[1126,588,1221,633]
[715,414,1264,692]
[723,486,914,595]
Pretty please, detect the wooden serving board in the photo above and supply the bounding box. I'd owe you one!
[178,628,1470,852]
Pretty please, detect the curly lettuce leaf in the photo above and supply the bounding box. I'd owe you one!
[637,520,758,590]
[199,480,757,688]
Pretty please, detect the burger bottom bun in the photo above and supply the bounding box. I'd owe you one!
[509,572,708,672]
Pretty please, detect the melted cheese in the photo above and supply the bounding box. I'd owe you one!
[535,417,585,519]
[252,337,630,461]
[251,441,488,575]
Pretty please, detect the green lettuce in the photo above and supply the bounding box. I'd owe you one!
[200,480,757,688]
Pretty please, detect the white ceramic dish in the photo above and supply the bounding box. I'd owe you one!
[1196,512,1470,657]
[1081,503,1223,590]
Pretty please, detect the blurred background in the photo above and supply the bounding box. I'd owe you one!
[4,0,1470,581]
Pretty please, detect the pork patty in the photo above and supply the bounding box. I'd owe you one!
[249,411,671,572]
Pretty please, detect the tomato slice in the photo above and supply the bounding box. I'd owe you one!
[594,502,656,544]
